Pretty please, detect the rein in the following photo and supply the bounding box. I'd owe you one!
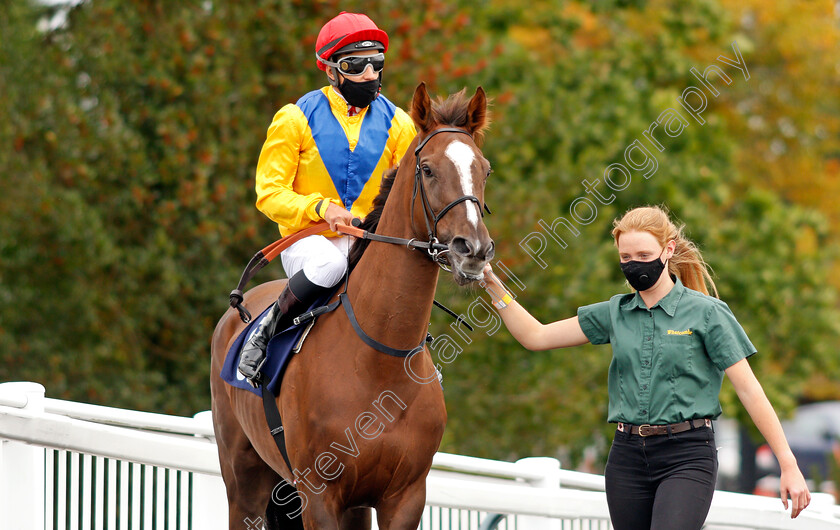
[229,220,446,323]
[229,222,337,323]
[228,218,474,333]
[230,127,486,323]
[228,126,484,363]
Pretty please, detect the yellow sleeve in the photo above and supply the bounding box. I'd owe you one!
[391,107,417,166]
[254,105,337,232]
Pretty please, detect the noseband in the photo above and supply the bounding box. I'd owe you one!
[411,127,484,267]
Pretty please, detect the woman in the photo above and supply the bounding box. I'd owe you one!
[483,205,810,529]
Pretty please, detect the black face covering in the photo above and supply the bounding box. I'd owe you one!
[338,76,380,108]
[620,251,667,292]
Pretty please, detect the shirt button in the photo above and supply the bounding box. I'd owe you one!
[645,336,651,341]
[642,385,648,390]
[642,410,647,414]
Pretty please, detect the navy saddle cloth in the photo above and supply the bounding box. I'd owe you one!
[220,290,335,397]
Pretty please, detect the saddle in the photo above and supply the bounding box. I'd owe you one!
[220,289,336,397]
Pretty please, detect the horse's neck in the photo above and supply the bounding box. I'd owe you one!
[347,185,439,351]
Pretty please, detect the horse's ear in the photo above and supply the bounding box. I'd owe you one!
[411,82,434,133]
[466,86,489,138]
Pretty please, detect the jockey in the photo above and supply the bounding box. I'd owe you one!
[238,12,417,386]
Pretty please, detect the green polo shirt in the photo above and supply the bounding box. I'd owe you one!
[577,277,756,425]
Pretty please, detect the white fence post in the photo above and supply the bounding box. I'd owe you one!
[0,382,47,530]
[515,457,563,530]
[192,410,229,530]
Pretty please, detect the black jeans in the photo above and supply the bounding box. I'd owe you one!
[604,425,718,530]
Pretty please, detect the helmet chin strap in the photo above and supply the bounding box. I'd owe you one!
[327,67,340,87]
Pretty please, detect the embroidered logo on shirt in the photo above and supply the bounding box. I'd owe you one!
[667,329,693,335]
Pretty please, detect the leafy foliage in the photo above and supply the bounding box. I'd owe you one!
[2,0,838,473]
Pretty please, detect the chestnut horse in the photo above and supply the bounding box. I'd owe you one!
[210,84,494,529]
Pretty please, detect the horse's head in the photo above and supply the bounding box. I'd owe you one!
[409,83,495,286]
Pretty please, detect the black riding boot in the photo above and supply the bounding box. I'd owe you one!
[238,271,326,387]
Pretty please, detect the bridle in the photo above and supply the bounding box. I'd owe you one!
[410,127,485,268]
[229,127,487,324]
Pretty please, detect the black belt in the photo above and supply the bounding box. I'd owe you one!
[617,418,712,437]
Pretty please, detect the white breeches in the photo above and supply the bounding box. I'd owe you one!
[280,235,351,288]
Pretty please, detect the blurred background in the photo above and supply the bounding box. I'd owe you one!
[2,0,839,496]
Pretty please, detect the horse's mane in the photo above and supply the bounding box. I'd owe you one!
[347,89,490,271]
[348,166,397,271]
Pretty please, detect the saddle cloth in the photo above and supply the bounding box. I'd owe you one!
[220,290,335,397]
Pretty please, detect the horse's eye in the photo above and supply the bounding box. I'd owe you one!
[486,168,493,178]
[422,165,433,178]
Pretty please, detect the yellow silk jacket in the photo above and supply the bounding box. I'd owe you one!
[255,87,416,237]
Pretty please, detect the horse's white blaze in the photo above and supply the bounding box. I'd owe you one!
[444,140,479,226]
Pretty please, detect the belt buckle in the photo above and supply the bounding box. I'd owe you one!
[638,424,654,437]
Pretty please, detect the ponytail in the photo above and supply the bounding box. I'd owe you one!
[611,206,718,297]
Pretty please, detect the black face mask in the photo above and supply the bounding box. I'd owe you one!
[620,250,667,292]
[338,76,380,108]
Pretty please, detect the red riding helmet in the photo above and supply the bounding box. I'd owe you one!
[315,12,389,72]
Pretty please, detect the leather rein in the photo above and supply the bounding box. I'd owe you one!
[230,127,486,324]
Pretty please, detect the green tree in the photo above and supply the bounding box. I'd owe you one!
[0,0,493,412]
[2,0,838,475]
[429,0,840,465]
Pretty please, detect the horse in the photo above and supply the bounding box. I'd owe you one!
[210,83,494,529]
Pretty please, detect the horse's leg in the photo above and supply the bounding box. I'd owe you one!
[264,482,305,530]
[373,482,427,530]
[297,496,343,530]
[339,507,372,530]
[218,438,282,528]
[213,389,290,529]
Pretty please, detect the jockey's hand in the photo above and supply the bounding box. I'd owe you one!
[323,203,355,232]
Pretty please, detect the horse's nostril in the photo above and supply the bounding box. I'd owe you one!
[450,237,473,257]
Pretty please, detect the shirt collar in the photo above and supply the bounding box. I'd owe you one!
[620,276,685,317]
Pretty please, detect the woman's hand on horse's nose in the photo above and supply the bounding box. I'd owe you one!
[483,263,495,282]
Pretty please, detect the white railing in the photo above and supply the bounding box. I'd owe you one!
[1,381,839,530]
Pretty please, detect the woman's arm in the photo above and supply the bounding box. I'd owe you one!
[725,359,811,518]
[483,266,589,350]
